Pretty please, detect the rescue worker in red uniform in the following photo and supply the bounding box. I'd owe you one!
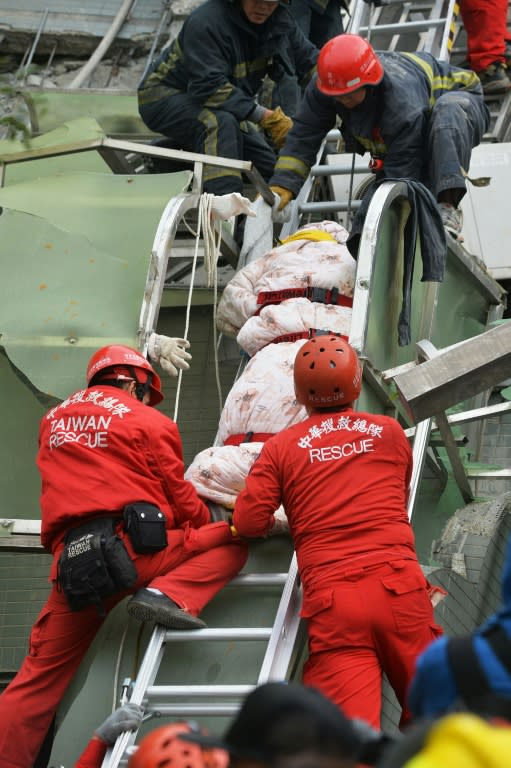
[0,344,247,768]
[233,336,442,730]
[459,0,511,94]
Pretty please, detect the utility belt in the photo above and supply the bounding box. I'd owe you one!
[57,503,168,615]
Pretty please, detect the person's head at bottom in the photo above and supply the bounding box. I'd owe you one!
[178,682,363,768]
[127,721,229,768]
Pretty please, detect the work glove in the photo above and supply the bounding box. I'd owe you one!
[95,703,143,745]
[260,107,293,149]
[148,333,192,377]
[269,185,293,223]
[270,185,293,210]
[267,507,290,537]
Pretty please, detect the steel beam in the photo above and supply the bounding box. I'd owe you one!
[393,323,511,423]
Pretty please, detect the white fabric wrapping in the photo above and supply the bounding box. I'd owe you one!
[217,341,308,445]
[237,298,353,356]
[185,442,264,508]
[216,221,355,336]
[184,220,355,509]
[239,195,274,264]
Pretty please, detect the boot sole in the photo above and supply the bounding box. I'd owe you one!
[127,598,206,630]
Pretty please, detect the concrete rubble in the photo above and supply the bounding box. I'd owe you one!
[0,0,204,90]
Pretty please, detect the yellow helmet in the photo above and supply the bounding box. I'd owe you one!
[405,713,511,768]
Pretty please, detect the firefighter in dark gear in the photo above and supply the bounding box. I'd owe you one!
[0,345,247,768]
[138,0,318,196]
[271,0,347,117]
[269,34,490,244]
[233,336,442,730]
[292,0,347,49]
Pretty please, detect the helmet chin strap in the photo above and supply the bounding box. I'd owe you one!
[128,366,153,403]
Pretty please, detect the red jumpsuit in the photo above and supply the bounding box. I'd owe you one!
[233,407,442,730]
[460,0,510,72]
[0,384,247,768]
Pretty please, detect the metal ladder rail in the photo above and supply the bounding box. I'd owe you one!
[101,564,303,767]
[348,0,460,59]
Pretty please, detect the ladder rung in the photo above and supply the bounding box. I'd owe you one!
[312,164,368,176]
[467,468,510,478]
[163,627,273,641]
[143,703,243,716]
[358,18,447,35]
[146,684,253,699]
[229,573,288,587]
[300,200,362,213]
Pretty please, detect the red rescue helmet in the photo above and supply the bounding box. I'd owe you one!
[294,335,362,408]
[317,34,384,96]
[128,722,229,768]
[86,344,163,406]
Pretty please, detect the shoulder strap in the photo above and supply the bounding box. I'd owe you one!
[447,636,490,703]
[447,626,511,705]
[482,624,511,676]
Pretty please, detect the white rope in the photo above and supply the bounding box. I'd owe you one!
[173,193,224,422]
[200,194,225,419]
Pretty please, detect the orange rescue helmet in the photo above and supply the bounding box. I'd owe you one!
[128,722,229,768]
[317,34,384,96]
[86,344,163,406]
[294,335,362,408]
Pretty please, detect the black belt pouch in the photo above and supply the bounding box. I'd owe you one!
[123,502,168,554]
[58,518,137,613]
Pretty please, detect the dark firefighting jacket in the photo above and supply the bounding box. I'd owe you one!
[138,0,318,119]
[271,51,485,195]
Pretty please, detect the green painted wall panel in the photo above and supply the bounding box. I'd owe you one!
[22,91,150,138]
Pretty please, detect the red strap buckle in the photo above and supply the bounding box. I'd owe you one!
[255,287,353,315]
[269,328,349,346]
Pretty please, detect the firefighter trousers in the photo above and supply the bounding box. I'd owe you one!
[301,559,443,730]
[0,524,248,768]
[139,94,276,195]
[426,90,489,202]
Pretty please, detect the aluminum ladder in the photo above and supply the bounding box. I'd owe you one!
[347,0,460,59]
[101,558,304,767]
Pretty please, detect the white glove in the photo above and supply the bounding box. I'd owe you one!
[268,507,290,537]
[271,193,292,224]
[210,192,257,222]
[95,703,143,744]
[148,333,192,377]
